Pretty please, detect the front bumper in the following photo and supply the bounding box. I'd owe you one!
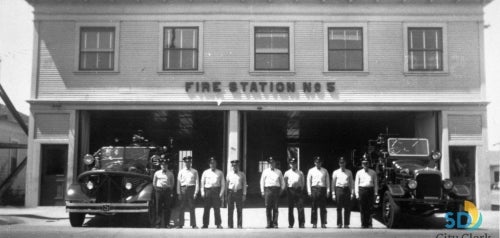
[66,201,149,213]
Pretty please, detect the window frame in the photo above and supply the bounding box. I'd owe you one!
[250,22,295,74]
[323,23,368,73]
[74,22,120,73]
[158,22,204,74]
[403,23,448,74]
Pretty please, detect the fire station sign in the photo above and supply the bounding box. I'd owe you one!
[185,81,336,93]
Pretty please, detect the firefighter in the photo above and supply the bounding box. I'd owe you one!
[354,157,378,228]
[283,157,305,228]
[260,157,285,228]
[307,156,330,228]
[226,159,247,229]
[331,157,354,228]
[176,156,199,229]
[200,157,225,229]
[152,158,175,228]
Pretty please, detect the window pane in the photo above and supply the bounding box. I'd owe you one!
[329,29,346,50]
[164,50,181,70]
[425,51,442,70]
[181,50,197,69]
[424,29,442,50]
[164,28,174,48]
[345,29,362,49]
[80,52,97,70]
[98,31,114,50]
[82,31,98,49]
[255,27,289,53]
[97,52,113,70]
[329,51,345,70]
[409,51,424,70]
[255,53,289,70]
[178,29,197,49]
[409,29,424,49]
[346,50,363,70]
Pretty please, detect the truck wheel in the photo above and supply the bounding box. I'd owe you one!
[382,192,401,228]
[69,213,86,227]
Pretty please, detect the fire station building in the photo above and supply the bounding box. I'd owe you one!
[26,0,492,209]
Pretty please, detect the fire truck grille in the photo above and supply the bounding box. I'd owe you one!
[415,173,442,199]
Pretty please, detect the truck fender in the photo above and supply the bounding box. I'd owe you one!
[137,184,154,201]
[66,184,89,201]
[387,184,405,197]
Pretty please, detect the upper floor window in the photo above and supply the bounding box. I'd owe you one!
[79,27,116,71]
[163,27,199,71]
[254,27,290,71]
[328,27,363,71]
[407,28,443,71]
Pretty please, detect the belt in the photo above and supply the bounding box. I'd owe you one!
[180,185,196,187]
[311,186,326,188]
[359,186,374,189]
[335,186,350,188]
[265,186,281,189]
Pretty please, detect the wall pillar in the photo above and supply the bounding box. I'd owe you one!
[227,110,239,173]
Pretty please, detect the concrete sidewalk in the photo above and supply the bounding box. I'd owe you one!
[0,206,499,230]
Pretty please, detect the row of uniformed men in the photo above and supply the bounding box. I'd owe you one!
[152,156,378,229]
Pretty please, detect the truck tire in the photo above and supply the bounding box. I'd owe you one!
[69,213,85,227]
[382,191,401,228]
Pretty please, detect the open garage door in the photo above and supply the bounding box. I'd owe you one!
[241,111,440,196]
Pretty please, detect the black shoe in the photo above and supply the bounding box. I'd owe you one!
[344,225,349,229]
[312,224,317,228]
[176,226,183,229]
[192,226,199,229]
[299,224,305,228]
[321,224,327,229]
[217,225,223,229]
[337,224,342,228]
[288,225,293,228]
[201,225,208,229]
[266,225,273,229]
[237,225,243,229]
[228,226,233,229]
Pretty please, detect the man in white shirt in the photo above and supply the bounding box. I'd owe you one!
[226,159,247,229]
[260,157,285,228]
[152,159,175,228]
[307,156,330,228]
[283,157,305,228]
[177,156,199,229]
[354,157,378,228]
[200,157,225,229]
[331,157,354,228]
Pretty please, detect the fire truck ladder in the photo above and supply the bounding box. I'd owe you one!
[0,83,29,199]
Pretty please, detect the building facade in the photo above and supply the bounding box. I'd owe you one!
[26,0,492,209]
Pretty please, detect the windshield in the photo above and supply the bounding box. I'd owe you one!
[387,138,429,156]
[99,146,150,171]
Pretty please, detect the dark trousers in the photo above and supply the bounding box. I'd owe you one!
[202,187,222,226]
[335,187,351,226]
[358,187,374,227]
[287,187,305,227]
[179,186,196,227]
[155,188,172,227]
[310,186,327,225]
[264,187,280,227]
[227,189,243,228]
